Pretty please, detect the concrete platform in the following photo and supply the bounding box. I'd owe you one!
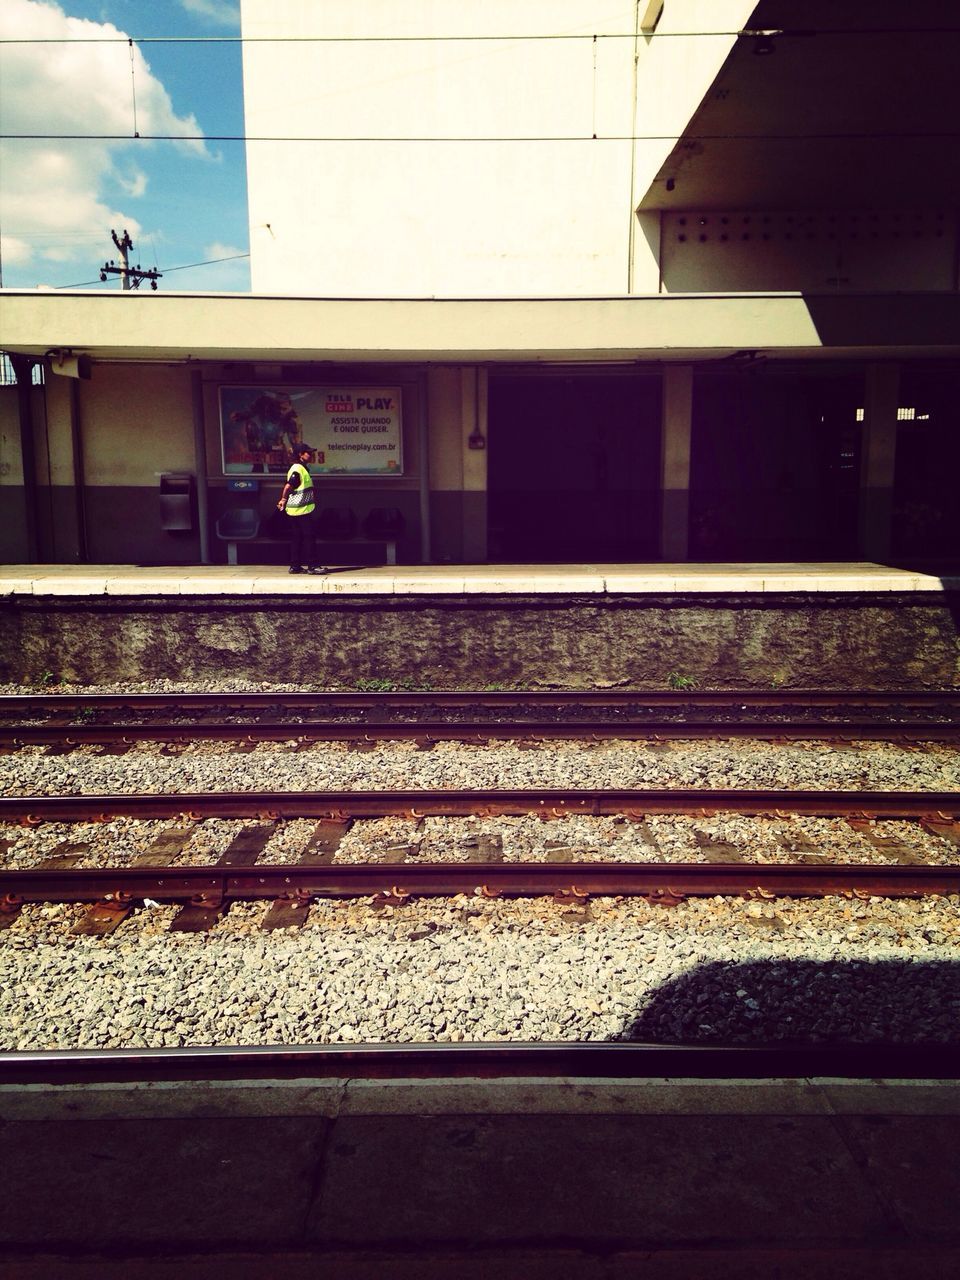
[2,561,959,597]
[1,1076,958,1278]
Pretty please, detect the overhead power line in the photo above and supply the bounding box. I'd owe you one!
[3,131,957,144]
[152,252,249,274]
[1,28,959,43]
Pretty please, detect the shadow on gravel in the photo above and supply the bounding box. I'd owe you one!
[619,958,960,1045]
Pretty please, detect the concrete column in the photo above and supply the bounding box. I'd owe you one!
[417,372,431,564]
[659,364,693,561]
[191,370,210,564]
[858,363,899,562]
[69,381,89,562]
[9,354,40,563]
[461,366,488,563]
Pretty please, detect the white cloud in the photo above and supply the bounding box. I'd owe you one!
[1,235,33,267]
[179,0,239,25]
[204,241,246,259]
[0,0,208,284]
[116,168,149,198]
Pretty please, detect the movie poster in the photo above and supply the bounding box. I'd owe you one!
[219,385,403,476]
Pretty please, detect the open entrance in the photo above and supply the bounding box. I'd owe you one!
[689,367,863,560]
[893,366,960,564]
[487,373,661,562]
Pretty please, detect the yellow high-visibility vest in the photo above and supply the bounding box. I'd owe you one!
[285,462,315,516]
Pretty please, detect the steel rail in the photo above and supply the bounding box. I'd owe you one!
[1,788,958,822]
[2,689,959,713]
[2,860,959,904]
[2,1040,957,1084]
[3,719,959,745]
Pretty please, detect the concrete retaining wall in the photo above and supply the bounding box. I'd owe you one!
[1,592,958,688]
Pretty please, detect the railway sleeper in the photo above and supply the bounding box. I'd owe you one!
[2,844,88,931]
[922,816,960,846]
[170,823,274,933]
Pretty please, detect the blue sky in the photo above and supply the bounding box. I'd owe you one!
[0,0,250,291]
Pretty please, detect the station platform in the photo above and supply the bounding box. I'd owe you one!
[1,561,958,597]
[1,563,957,689]
[2,1075,958,1277]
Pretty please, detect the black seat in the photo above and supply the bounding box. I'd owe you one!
[316,507,358,539]
[363,507,406,539]
[215,507,260,541]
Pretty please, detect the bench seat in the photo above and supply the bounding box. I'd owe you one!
[224,534,397,566]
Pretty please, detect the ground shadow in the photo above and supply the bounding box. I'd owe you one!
[619,958,960,1045]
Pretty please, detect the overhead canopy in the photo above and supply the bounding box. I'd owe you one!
[1,290,959,366]
[639,0,960,211]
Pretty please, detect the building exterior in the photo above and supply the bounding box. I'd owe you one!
[242,0,756,297]
[1,0,958,567]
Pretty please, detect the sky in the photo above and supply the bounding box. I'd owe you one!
[0,0,251,292]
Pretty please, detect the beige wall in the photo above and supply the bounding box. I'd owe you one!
[425,365,488,561]
[3,368,195,507]
[427,366,487,492]
[38,364,196,487]
[241,0,755,297]
[427,368,466,492]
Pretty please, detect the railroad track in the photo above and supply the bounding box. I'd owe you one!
[4,695,957,1081]
[2,688,959,744]
[3,694,957,925]
[2,788,959,932]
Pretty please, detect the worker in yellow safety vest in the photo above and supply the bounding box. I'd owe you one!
[277,443,324,574]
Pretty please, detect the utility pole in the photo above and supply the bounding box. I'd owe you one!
[100,229,162,290]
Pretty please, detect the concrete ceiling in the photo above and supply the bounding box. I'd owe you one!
[640,0,960,211]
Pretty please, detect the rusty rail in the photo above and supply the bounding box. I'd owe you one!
[2,787,958,823]
[3,688,957,744]
[2,859,959,906]
[3,690,958,711]
[4,720,959,744]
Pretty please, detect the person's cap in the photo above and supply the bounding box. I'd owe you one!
[296,442,315,452]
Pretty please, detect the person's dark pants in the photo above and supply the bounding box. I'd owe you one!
[288,509,317,568]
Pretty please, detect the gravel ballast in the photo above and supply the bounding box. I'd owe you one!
[2,894,958,1051]
[2,736,958,797]
[2,682,958,1054]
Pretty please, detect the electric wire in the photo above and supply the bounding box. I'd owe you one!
[1,28,959,43]
[128,37,139,139]
[3,131,955,143]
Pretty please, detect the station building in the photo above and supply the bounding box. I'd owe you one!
[1,0,958,570]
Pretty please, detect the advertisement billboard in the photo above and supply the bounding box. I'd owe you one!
[219,385,403,476]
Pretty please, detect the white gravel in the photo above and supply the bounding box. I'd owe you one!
[1,893,957,1050]
[2,737,958,797]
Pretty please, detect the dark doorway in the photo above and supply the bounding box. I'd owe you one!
[892,366,960,564]
[689,367,863,560]
[487,374,661,561]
